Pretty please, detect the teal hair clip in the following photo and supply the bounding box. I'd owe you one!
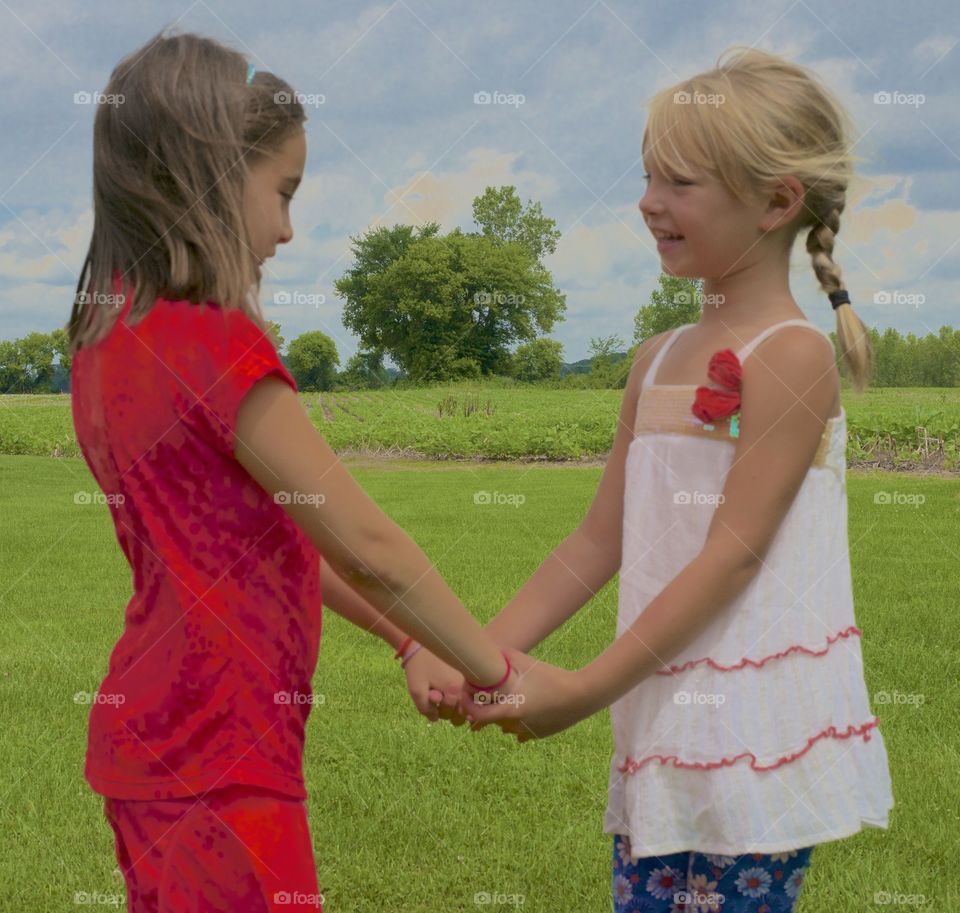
[246,62,257,85]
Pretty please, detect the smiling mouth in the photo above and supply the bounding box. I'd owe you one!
[652,231,685,241]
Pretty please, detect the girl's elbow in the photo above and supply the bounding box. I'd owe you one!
[576,521,621,570]
[322,526,408,596]
[702,538,766,581]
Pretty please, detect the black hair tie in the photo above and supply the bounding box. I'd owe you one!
[828,289,850,310]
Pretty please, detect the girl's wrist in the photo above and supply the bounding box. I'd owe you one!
[399,642,423,669]
[572,664,605,718]
[394,636,428,669]
[465,650,511,692]
[373,617,409,654]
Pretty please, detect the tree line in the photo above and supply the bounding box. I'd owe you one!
[2,187,957,392]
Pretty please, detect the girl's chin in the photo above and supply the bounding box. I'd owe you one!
[661,264,700,281]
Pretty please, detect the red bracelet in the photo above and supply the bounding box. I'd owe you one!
[466,651,511,692]
[393,636,414,661]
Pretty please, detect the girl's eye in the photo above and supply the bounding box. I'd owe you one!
[641,173,692,186]
[281,192,294,201]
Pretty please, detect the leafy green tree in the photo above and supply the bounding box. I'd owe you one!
[582,335,632,389]
[335,191,566,383]
[25,332,57,391]
[633,274,703,343]
[472,186,561,263]
[266,321,285,353]
[511,338,563,382]
[286,331,340,391]
[0,332,58,392]
[337,350,390,390]
[0,339,26,392]
[51,328,71,376]
[589,334,625,372]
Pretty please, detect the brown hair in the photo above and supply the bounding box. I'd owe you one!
[67,28,307,355]
[643,46,873,391]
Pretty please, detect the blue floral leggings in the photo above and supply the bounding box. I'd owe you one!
[612,835,815,912]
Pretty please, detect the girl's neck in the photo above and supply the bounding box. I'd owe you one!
[697,256,806,331]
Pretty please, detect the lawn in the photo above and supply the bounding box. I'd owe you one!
[0,453,955,911]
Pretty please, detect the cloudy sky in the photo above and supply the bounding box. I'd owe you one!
[0,0,955,362]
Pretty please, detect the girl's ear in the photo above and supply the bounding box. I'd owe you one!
[759,175,806,232]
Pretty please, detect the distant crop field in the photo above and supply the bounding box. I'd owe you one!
[2,385,958,468]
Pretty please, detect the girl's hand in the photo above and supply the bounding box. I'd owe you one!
[465,648,588,742]
[403,647,468,725]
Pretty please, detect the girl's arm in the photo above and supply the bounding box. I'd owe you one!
[235,378,507,688]
[405,333,669,720]
[319,557,407,653]
[472,327,840,736]
[319,557,464,720]
[483,332,669,652]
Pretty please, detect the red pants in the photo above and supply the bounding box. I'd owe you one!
[103,784,322,912]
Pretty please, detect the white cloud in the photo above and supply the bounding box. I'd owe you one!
[376,147,558,230]
[911,35,957,66]
[0,206,90,283]
[549,211,654,287]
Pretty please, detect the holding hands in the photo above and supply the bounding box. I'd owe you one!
[401,646,470,725]
[401,640,590,742]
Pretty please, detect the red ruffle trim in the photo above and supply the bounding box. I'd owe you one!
[617,718,879,774]
[655,626,863,676]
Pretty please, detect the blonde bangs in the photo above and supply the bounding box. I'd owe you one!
[644,75,777,204]
[643,98,704,180]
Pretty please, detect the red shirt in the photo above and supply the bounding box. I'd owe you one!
[71,287,322,800]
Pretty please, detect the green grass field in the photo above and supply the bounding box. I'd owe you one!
[2,385,959,466]
[0,452,955,911]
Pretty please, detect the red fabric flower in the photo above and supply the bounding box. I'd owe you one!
[707,348,742,390]
[692,348,742,424]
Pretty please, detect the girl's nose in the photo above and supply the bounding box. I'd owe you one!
[638,189,661,218]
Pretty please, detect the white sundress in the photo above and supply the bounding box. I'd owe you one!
[603,319,894,858]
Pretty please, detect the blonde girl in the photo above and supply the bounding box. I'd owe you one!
[414,47,894,913]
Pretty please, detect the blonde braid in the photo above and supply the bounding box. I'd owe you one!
[806,204,845,294]
[805,203,873,392]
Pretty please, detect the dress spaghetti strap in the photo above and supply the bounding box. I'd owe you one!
[641,324,694,388]
[735,319,833,365]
